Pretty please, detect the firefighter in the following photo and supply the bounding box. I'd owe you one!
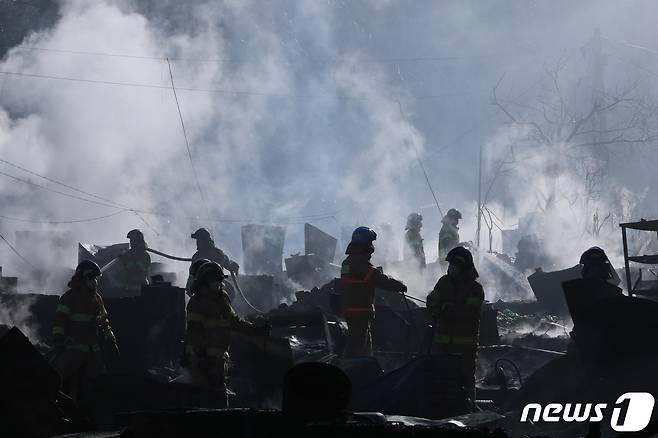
[191,228,240,276]
[438,208,462,262]
[403,212,426,269]
[185,258,212,296]
[341,226,407,358]
[119,229,151,293]
[562,247,625,365]
[427,246,484,401]
[50,260,119,400]
[580,246,617,282]
[184,261,269,407]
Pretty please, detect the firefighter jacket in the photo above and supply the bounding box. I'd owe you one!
[120,249,151,285]
[403,229,426,266]
[52,286,117,354]
[192,246,237,272]
[340,254,405,318]
[185,289,256,359]
[438,222,460,260]
[427,275,484,346]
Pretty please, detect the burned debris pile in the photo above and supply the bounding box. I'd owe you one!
[1,220,658,437]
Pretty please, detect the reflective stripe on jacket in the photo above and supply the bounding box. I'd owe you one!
[185,289,256,357]
[340,262,378,317]
[52,287,116,352]
[427,274,484,346]
[339,254,406,318]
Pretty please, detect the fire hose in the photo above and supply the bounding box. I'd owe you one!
[230,272,266,315]
[145,248,192,262]
[99,248,193,274]
[401,290,422,355]
[144,248,266,314]
[145,248,425,314]
[403,294,426,305]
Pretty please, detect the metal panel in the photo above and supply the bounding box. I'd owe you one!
[240,224,286,275]
[304,223,337,264]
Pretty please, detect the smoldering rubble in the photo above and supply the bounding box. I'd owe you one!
[0,218,658,438]
[3,1,658,437]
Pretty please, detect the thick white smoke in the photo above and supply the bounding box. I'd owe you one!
[0,0,426,289]
[1,0,658,302]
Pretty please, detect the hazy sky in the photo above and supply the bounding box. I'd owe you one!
[1,0,658,278]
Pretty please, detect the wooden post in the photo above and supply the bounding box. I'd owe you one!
[621,225,632,296]
[476,143,483,249]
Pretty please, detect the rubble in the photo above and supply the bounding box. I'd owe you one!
[3,222,658,437]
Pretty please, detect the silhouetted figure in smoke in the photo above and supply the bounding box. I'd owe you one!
[438,208,463,263]
[119,229,151,294]
[341,227,407,358]
[404,213,426,269]
[50,260,119,401]
[191,228,239,275]
[427,246,484,401]
[562,247,623,365]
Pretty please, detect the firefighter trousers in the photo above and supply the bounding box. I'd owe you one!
[343,315,373,358]
[189,354,229,408]
[436,343,478,401]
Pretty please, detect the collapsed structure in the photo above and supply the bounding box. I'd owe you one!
[1,220,658,437]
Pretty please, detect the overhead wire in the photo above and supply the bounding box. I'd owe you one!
[3,43,495,65]
[0,70,485,102]
[0,158,159,232]
[0,158,343,225]
[0,157,125,208]
[0,231,37,269]
[166,58,212,228]
[0,169,123,209]
[0,210,125,224]
[396,99,444,218]
[0,42,495,227]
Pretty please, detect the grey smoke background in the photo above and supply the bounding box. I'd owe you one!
[0,0,658,294]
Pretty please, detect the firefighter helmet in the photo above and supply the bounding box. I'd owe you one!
[406,212,423,229]
[446,209,462,220]
[189,258,211,276]
[195,261,227,285]
[126,229,144,242]
[351,226,377,245]
[446,246,473,266]
[579,246,608,266]
[191,227,212,241]
[74,260,102,279]
[580,246,614,279]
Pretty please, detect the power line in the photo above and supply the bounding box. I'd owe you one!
[0,158,160,236]
[0,157,160,233]
[396,100,444,218]
[166,58,212,227]
[0,158,124,208]
[0,169,123,209]
[0,231,36,269]
[0,69,486,101]
[0,210,125,224]
[132,210,160,236]
[3,44,495,65]
[0,163,344,224]
[0,156,347,225]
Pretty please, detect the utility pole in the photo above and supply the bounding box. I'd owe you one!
[476,143,483,249]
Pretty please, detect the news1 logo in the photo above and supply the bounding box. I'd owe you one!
[520,393,655,432]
